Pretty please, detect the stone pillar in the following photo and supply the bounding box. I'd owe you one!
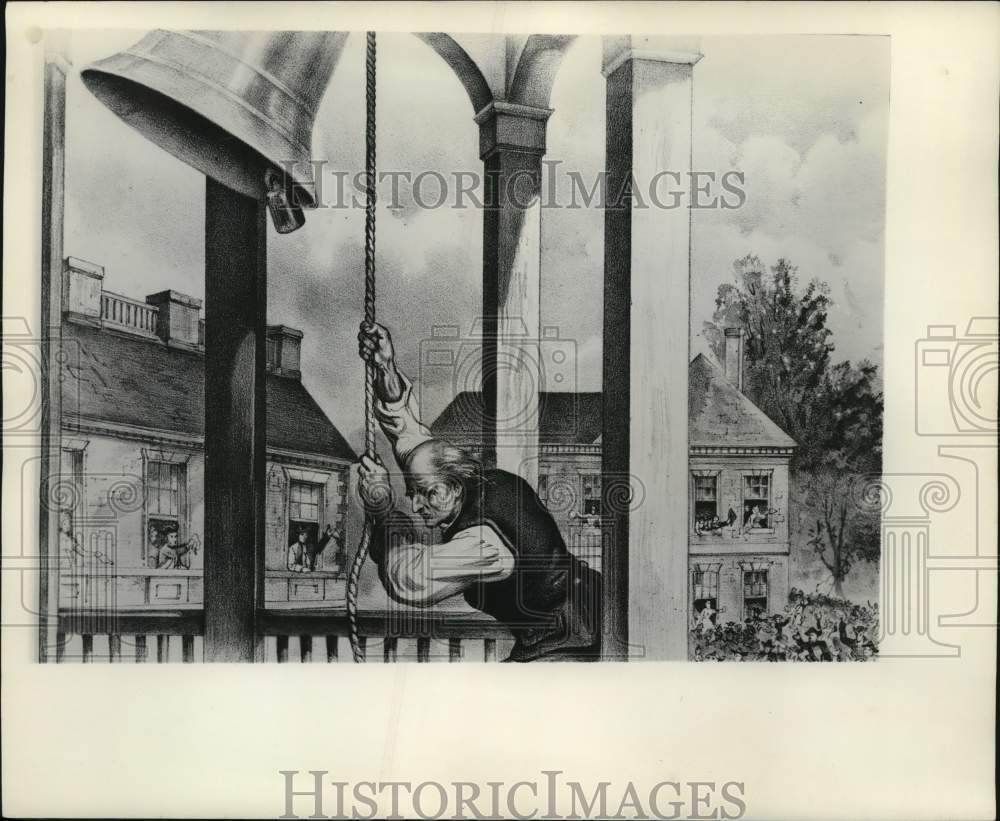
[40,40,70,662]
[204,179,267,662]
[476,101,551,488]
[601,37,701,660]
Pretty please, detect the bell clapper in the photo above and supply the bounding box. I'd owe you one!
[264,168,306,234]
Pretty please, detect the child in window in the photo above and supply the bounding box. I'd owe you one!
[156,525,199,570]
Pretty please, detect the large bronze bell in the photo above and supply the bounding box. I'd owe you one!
[81,30,348,232]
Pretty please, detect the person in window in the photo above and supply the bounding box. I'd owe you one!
[147,524,163,569]
[356,321,602,662]
[59,511,114,570]
[156,524,199,570]
[287,524,341,572]
[695,601,717,632]
[745,504,767,530]
[696,508,737,535]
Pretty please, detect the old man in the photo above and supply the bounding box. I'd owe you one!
[356,322,601,662]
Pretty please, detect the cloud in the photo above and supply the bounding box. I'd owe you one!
[689,36,888,371]
[695,35,890,155]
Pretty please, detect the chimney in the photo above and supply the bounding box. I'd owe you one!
[724,327,743,391]
[62,257,105,324]
[145,290,203,348]
[266,325,303,378]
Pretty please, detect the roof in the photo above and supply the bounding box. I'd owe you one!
[431,391,603,445]
[61,321,356,461]
[687,354,796,448]
[430,353,796,450]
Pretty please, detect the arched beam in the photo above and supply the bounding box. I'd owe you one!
[508,34,578,109]
[413,33,494,113]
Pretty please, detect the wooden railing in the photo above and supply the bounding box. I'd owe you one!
[100,290,159,336]
[55,608,512,663]
[56,608,202,663]
[259,609,512,663]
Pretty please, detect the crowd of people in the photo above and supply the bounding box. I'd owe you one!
[691,588,879,662]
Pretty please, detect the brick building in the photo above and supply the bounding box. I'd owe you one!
[431,330,797,626]
[57,257,355,613]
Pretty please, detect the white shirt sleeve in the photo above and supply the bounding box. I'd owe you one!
[380,523,516,607]
[374,369,433,467]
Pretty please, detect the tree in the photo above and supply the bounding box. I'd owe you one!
[799,465,880,597]
[704,255,883,596]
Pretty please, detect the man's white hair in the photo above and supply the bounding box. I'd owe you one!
[406,438,481,493]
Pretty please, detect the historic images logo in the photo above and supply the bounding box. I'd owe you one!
[275,159,748,213]
[279,770,747,820]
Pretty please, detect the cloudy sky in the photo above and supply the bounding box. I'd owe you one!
[63,31,888,451]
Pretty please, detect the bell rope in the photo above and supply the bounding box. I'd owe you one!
[346,31,378,663]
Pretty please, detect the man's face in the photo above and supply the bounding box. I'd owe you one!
[166,532,178,546]
[405,448,461,528]
[298,531,308,544]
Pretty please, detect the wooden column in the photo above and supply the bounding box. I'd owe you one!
[477,101,550,487]
[204,179,267,662]
[602,37,701,660]
[39,44,69,662]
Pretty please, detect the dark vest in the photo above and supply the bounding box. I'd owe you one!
[443,469,601,657]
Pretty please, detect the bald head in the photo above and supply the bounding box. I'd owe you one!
[403,438,481,528]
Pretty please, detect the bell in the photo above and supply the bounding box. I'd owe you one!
[81,30,348,231]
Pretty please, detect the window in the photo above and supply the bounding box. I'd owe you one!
[59,448,85,533]
[743,473,772,529]
[692,567,720,624]
[743,570,769,619]
[537,473,549,505]
[581,474,601,517]
[146,461,186,566]
[693,474,718,531]
[148,461,182,518]
[288,480,322,548]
